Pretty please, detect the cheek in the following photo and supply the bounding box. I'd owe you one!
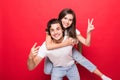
[60,31,63,36]
[50,32,54,36]
[61,19,65,23]
[69,21,72,25]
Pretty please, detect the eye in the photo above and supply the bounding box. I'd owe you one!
[50,29,54,32]
[56,27,61,31]
[69,19,73,21]
[64,17,67,20]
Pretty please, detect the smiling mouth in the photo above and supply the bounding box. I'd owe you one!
[63,23,69,27]
[53,34,60,38]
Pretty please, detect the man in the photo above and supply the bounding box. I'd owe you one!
[27,18,79,80]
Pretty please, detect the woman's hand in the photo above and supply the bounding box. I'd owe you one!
[29,43,40,59]
[65,37,78,46]
[87,18,95,33]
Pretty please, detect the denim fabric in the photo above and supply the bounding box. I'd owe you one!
[72,48,97,72]
[44,57,53,74]
[51,64,80,80]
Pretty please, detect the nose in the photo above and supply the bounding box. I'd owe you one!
[66,19,69,23]
[54,30,58,34]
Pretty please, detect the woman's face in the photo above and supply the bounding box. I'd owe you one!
[50,23,63,41]
[61,14,73,29]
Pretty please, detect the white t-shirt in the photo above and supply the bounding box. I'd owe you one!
[37,37,74,67]
[37,29,80,67]
[76,29,81,35]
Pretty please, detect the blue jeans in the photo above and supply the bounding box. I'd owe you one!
[44,48,97,74]
[51,64,80,80]
[44,57,53,74]
[72,48,97,72]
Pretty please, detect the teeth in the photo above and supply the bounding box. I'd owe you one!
[63,23,69,27]
[54,34,59,38]
[64,24,67,26]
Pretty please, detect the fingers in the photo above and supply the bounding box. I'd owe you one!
[68,37,79,45]
[31,42,40,52]
[32,42,40,50]
[90,18,94,24]
[88,18,94,24]
[32,42,37,48]
[87,18,95,33]
[71,39,78,44]
[35,46,40,50]
[33,50,39,55]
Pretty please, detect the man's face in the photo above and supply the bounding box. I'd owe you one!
[50,23,63,41]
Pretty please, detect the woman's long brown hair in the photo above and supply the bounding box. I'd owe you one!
[58,8,76,39]
[58,8,82,53]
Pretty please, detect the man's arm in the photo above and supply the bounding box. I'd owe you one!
[27,55,43,71]
[27,43,42,71]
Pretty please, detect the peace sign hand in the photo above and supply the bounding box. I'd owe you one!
[29,43,40,59]
[87,18,95,33]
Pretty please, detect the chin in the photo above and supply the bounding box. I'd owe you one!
[63,26,68,28]
[54,38,60,41]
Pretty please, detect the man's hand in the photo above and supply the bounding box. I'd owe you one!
[29,43,40,59]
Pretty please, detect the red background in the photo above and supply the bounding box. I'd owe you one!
[1,0,120,80]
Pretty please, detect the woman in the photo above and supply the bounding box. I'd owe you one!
[45,8,112,80]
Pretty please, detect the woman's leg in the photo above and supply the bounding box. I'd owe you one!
[72,48,96,72]
[72,48,112,80]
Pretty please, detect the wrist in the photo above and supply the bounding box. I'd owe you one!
[29,55,33,59]
[87,30,91,34]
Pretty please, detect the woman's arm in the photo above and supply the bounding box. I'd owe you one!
[77,18,94,46]
[77,32,91,46]
[27,43,42,71]
[45,33,76,50]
